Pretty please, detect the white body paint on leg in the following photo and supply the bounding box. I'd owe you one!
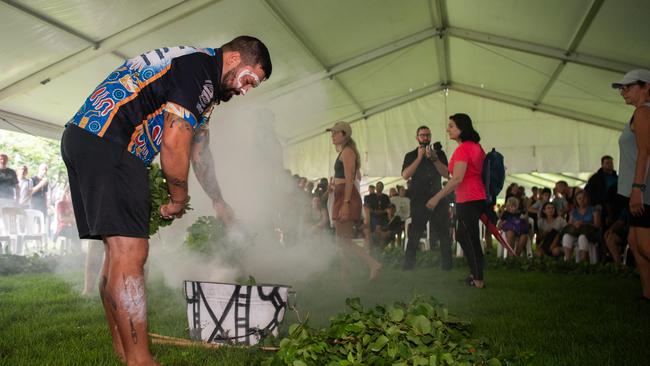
[121,276,146,323]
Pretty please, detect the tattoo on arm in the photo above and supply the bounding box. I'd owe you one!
[168,178,188,189]
[191,125,223,201]
[193,127,207,143]
[129,318,138,344]
[170,117,192,131]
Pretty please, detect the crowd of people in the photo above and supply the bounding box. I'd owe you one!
[289,69,650,298]
[278,135,641,273]
[287,156,631,262]
[495,167,623,264]
[0,154,80,254]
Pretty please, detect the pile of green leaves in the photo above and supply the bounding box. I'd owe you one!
[265,297,505,366]
[148,163,191,236]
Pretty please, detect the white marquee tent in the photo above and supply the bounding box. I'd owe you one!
[1,0,649,192]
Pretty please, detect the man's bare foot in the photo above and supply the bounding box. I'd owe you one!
[472,280,485,289]
[369,263,382,281]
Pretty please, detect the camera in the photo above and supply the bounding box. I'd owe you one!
[316,179,328,193]
[426,141,444,162]
[420,141,442,151]
[433,141,442,152]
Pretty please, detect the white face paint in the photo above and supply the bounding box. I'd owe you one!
[235,69,261,95]
[121,276,146,323]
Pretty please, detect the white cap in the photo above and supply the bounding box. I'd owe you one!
[611,69,650,89]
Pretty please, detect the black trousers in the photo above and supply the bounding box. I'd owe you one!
[404,198,452,270]
[456,200,487,280]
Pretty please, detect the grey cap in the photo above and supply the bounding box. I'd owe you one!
[611,69,650,89]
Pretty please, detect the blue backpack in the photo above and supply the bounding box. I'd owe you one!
[482,148,505,205]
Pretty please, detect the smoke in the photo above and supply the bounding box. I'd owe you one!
[38,84,343,298]
[147,97,339,290]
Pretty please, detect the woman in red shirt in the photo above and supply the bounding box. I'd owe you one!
[426,113,487,288]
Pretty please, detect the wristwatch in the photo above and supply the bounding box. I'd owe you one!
[632,183,647,192]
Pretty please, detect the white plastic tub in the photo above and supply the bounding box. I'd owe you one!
[184,280,291,345]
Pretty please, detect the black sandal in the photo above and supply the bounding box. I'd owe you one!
[460,275,474,286]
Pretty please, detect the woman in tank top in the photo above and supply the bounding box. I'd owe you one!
[612,69,650,301]
[327,121,381,281]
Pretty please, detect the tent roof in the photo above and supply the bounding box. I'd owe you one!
[0,0,648,185]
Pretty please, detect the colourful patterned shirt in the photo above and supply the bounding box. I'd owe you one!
[69,46,222,165]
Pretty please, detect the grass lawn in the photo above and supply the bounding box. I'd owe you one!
[0,261,649,365]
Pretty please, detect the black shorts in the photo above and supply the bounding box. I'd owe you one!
[617,194,650,228]
[629,205,650,228]
[61,125,150,240]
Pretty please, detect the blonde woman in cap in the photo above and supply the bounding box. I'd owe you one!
[327,121,382,280]
[613,69,650,302]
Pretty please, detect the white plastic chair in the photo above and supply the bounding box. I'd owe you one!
[1,207,26,255]
[403,217,430,252]
[23,209,47,253]
[496,217,534,259]
[573,242,598,264]
[0,213,9,253]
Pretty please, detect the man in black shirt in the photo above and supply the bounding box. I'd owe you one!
[363,185,376,206]
[585,155,618,225]
[61,36,272,365]
[402,126,452,270]
[0,153,18,209]
[367,181,391,231]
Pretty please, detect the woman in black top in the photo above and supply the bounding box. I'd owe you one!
[327,121,381,280]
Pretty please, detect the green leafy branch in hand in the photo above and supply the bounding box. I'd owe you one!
[184,215,243,265]
[148,163,192,236]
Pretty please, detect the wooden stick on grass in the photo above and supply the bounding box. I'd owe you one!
[148,333,279,352]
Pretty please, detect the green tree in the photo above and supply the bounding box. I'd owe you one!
[0,130,67,186]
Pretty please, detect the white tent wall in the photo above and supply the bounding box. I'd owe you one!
[444,90,623,174]
[283,90,623,181]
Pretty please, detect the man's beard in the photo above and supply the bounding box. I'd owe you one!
[217,68,239,102]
